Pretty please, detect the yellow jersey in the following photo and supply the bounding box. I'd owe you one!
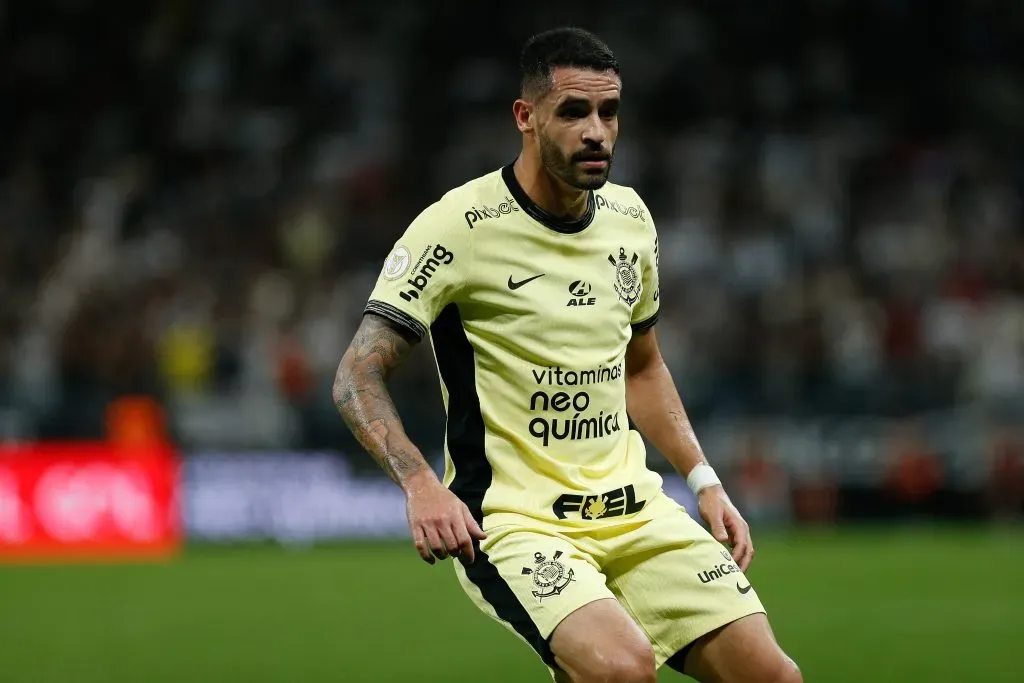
[365,164,663,530]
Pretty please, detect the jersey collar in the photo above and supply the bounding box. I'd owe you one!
[501,164,596,235]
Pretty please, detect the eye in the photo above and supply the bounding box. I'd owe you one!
[599,103,619,119]
[559,105,588,120]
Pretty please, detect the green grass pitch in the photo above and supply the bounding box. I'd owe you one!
[0,527,1020,682]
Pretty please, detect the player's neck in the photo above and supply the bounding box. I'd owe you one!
[512,155,590,220]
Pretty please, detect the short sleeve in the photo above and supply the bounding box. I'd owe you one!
[630,203,660,333]
[364,202,468,340]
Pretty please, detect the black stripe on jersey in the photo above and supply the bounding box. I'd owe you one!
[363,300,428,341]
[430,305,489,524]
[432,302,556,668]
[502,163,595,235]
[631,310,660,334]
[431,303,489,522]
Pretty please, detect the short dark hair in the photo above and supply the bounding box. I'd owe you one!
[519,27,619,98]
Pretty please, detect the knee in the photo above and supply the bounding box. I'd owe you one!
[724,651,801,683]
[603,652,657,683]
[576,643,657,683]
[768,655,802,683]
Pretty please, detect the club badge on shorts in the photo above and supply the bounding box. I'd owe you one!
[522,550,574,601]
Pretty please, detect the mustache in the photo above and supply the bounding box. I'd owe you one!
[571,150,611,162]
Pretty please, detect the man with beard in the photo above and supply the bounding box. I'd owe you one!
[333,27,801,683]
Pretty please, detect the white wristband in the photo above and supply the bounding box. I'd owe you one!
[686,463,721,495]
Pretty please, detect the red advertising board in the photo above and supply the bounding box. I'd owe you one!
[0,442,181,561]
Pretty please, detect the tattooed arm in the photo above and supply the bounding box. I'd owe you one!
[332,313,429,486]
[333,313,485,563]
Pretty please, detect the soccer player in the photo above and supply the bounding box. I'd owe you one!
[333,27,802,683]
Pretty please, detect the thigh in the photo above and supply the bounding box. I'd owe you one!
[453,526,615,672]
[549,597,656,683]
[681,613,801,683]
[602,498,767,669]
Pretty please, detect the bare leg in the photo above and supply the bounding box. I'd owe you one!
[549,598,657,683]
[681,613,801,683]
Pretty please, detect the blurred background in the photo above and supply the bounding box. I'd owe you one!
[0,1,1022,682]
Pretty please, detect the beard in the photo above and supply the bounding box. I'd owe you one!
[538,131,612,191]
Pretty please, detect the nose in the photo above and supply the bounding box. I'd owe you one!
[581,112,607,147]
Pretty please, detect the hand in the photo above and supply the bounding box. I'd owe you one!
[404,472,487,565]
[697,485,754,572]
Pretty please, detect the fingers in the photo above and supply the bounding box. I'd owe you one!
[708,504,729,544]
[463,506,488,540]
[412,525,435,565]
[725,510,755,572]
[438,523,461,561]
[423,525,448,562]
[450,519,475,565]
[414,510,488,565]
[738,534,755,572]
[455,507,488,564]
[409,491,488,566]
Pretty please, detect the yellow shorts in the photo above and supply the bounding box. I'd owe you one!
[454,493,766,675]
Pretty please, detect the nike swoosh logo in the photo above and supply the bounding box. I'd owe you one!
[737,582,753,595]
[507,273,545,290]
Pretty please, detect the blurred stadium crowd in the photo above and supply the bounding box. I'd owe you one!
[1,1,1023,512]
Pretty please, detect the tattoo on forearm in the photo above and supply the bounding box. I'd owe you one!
[333,316,428,484]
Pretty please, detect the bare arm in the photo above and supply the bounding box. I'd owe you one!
[625,327,754,570]
[624,328,706,476]
[332,313,435,490]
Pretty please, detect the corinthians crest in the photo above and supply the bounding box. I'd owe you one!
[608,247,643,306]
[522,551,574,601]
